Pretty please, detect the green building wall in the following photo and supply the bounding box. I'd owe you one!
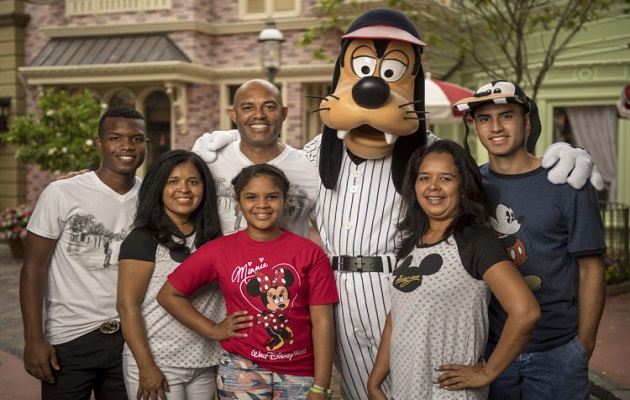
[430,6,630,205]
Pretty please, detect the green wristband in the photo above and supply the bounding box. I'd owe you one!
[309,385,333,398]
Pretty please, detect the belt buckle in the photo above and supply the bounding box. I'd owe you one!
[356,256,363,272]
[99,320,120,334]
[336,256,347,271]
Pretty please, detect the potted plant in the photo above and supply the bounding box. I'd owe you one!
[0,204,32,258]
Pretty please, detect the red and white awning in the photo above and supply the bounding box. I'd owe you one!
[425,72,474,124]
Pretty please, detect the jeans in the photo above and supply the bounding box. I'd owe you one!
[216,352,313,400]
[42,328,126,400]
[486,335,589,400]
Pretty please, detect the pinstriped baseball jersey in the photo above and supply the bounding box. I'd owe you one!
[303,134,404,258]
[303,134,403,400]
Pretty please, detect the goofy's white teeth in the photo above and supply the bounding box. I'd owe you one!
[337,130,348,140]
[383,133,398,145]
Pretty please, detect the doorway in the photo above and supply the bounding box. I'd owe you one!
[145,91,171,168]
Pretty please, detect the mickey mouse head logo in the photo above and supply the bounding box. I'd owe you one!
[393,253,443,293]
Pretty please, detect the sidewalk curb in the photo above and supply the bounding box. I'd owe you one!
[590,369,630,400]
[606,279,630,297]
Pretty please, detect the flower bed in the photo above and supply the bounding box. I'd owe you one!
[0,204,32,240]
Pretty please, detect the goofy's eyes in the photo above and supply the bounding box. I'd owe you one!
[352,56,377,78]
[380,59,407,82]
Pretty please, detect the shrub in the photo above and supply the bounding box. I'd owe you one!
[605,252,630,285]
[0,89,102,174]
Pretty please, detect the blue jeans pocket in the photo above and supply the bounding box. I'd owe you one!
[571,335,589,363]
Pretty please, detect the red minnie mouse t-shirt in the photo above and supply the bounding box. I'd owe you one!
[167,229,338,376]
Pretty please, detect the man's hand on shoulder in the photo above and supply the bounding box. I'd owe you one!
[541,142,604,190]
[191,129,240,164]
[55,169,90,180]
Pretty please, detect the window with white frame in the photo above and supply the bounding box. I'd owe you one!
[239,0,300,19]
[66,0,173,17]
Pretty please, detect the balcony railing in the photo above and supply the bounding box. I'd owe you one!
[600,202,630,284]
[66,0,172,16]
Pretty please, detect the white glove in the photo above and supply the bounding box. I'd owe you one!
[541,142,604,190]
[426,130,439,145]
[191,129,240,164]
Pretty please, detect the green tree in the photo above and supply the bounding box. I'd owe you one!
[0,88,102,173]
[301,0,628,99]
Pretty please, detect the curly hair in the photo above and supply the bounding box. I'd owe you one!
[231,164,290,200]
[397,140,488,259]
[134,150,222,255]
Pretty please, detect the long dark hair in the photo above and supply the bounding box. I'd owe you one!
[134,150,222,254]
[397,140,487,259]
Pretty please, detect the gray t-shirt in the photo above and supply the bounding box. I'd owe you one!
[389,226,509,399]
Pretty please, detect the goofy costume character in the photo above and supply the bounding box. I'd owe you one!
[301,9,427,399]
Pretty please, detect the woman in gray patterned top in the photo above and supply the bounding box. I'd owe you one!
[117,150,252,400]
[368,140,540,400]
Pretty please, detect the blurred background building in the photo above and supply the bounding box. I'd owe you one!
[0,0,628,208]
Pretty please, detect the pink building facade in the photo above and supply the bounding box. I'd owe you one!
[18,0,341,203]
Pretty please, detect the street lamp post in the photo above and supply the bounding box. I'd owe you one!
[258,19,285,84]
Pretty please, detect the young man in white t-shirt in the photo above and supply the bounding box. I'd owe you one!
[20,105,148,400]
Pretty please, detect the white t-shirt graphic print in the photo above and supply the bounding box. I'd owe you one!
[27,172,140,345]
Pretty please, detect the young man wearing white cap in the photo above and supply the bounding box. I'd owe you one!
[454,81,606,400]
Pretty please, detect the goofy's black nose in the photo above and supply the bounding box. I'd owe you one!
[352,77,390,109]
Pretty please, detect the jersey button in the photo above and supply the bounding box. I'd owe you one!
[350,186,358,193]
[344,222,353,230]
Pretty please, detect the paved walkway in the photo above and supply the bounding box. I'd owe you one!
[0,240,628,399]
[0,241,39,400]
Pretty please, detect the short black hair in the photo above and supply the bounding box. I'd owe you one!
[98,105,145,137]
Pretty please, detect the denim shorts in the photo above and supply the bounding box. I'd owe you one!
[486,334,589,400]
[216,352,313,400]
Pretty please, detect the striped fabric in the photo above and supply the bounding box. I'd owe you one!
[303,134,404,399]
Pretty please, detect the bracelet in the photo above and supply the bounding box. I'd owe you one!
[309,384,333,398]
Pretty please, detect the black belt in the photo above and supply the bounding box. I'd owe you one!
[332,256,393,273]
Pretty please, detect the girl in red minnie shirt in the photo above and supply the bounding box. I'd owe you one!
[158,164,338,399]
